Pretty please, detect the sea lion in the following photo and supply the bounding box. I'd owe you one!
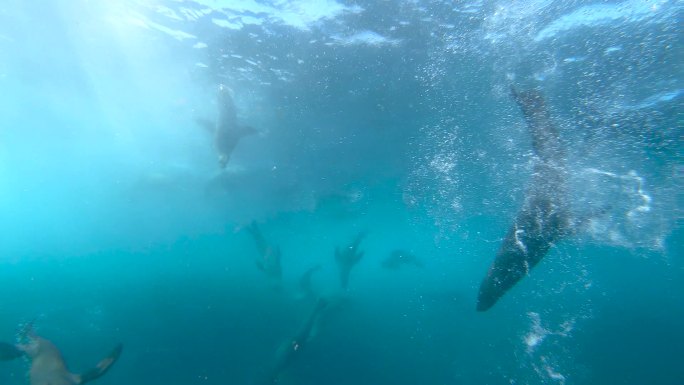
[334,232,366,289]
[261,298,329,384]
[476,87,572,311]
[298,265,322,300]
[0,327,122,385]
[246,221,283,281]
[197,84,258,169]
[381,249,424,270]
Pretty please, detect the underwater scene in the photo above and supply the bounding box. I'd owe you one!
[0,0,682,384]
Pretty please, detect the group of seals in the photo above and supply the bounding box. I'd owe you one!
[204,82,573,311]
[0,85,586,385]
[233,84,576,311]
[245,226,368,292]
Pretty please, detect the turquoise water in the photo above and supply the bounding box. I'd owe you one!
[0,1,682,384]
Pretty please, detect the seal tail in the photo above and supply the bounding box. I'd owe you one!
[259,299,329,385]
[338,265,351,289]
[351,231,367,248]
[195,117,215,133]
[0,342,24,361]
[336,252,358,290]
[510,86,561,162]
[76,343,123,384]
[299,265,322,298]
[246,221,269,256]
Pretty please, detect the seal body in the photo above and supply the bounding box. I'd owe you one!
[214,85,257,168]
[335,232,365,289]
[476,88,571,311]
[1,332,123,385]
[24,336,78,385]
[246,221,283,281]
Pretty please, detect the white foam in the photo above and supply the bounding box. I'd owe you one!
[535,0,678,41]
[122,11,197,41]
[525,332,544,350]
[188,0,362,31]
[179,7,212,21]
[562,56,586,63]
[212,17,243,30]
[278,0,362,30]
[191,0,273,15]
[524,312,547,353]
[155,5,183,21]
[148,21,196,41]
[583,168,652,219]
[429,154,456,175]
[331,30,401,47]
[524,312,576,353]
[454,0,484,14]
[625,170,652,219]
[604,46,622,54]
[514,226,528,255]
[542,357,566,384]
[631,89,683,109]
[524,313,575,384]
[240,15,263,26]
[578,168,664,249]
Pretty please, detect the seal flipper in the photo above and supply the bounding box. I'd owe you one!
[246,221,269,257]
[299,265,322,299]
[334,234,365,290]
[237,124,258,137]
[338,252,363,290]
[0,342,24,361]
[195,118,215,134]
[75,343,123,384]
[256,260,266,272]
[351,231,367,249]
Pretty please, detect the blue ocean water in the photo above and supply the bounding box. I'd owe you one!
[0,0,682,384]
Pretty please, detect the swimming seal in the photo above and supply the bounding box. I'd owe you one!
[197,84,258,169]
[1,326,122,385]
[335,232,366,289]
[260,298,329,384]
[382,249,424,270]
[246,221,283,281]
[476,87,572,311]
